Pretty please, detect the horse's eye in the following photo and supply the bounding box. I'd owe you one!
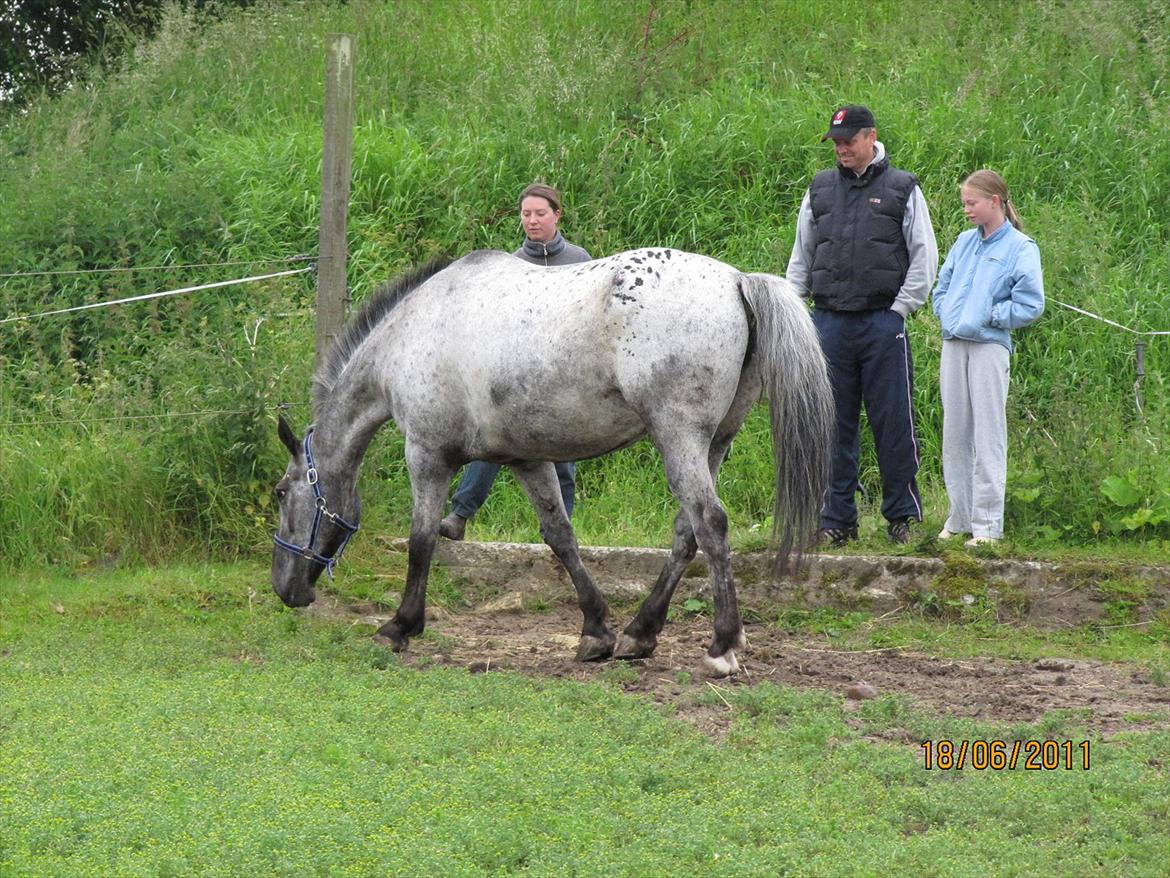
[275,485,288,500]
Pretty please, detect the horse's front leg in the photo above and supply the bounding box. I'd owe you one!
[374,446,454,652]
[510,461,615,662]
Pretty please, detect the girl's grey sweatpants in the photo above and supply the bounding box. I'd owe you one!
[940,338,1011,539]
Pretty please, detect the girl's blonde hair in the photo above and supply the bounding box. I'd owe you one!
[962,169,1023,232]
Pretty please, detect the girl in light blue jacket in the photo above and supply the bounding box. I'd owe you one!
[932,170,1044,545]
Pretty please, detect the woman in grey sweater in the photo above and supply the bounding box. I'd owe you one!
[439,182,591,540]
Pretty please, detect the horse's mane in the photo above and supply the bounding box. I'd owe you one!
[312,256,454,410]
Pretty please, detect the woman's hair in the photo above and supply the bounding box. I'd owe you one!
[518,182,562,214]
[962,169,1023,231]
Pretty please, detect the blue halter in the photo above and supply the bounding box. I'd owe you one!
[272,428,359,579]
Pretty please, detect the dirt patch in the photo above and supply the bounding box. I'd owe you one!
[380,538,1170,627]
[307,594,1170,741]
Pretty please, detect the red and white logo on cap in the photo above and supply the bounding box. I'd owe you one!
[833,109,847,125]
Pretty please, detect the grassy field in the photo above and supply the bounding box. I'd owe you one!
[2,562,1169,878]
[1,0,1168,568]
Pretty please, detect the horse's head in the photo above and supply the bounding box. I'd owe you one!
[271,415,361,608]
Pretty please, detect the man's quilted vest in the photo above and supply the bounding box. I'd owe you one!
[807,158,917,311]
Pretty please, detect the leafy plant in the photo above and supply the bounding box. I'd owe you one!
[1100,472,1170,534]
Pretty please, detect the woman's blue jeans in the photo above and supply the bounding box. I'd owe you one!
[449,461,576,519]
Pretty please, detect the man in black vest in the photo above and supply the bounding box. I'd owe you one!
[787,105,938,546]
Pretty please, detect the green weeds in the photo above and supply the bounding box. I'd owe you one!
[0,0,1168,567]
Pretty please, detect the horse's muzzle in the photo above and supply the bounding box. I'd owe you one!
[276,584,316,608]
[271,554,319,607]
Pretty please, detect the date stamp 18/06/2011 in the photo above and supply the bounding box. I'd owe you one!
[921,739,1091,771]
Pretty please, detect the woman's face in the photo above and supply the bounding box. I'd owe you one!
[960,184,1003,229]
[520,196,561,243]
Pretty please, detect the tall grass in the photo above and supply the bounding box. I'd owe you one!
[1,0,1167,569]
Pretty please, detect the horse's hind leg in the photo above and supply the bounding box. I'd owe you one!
[618,370,760,666]
[655,442,744,677]
[374,445,454,652]
[510,461,615,662]
[614,432,740,662]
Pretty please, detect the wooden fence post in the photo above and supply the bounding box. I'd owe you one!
[316,33,355,369]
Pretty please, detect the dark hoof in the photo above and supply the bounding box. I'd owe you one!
[373,622,411,652]
[613,632,657,660]
[576,632,616,662]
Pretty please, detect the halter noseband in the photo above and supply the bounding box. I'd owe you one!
[272,428,359,579]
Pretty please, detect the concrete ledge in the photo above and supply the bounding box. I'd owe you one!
[377,537,1169,626]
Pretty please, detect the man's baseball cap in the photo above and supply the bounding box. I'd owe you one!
[822,104,876,141]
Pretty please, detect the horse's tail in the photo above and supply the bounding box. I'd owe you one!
[739,273,833,573]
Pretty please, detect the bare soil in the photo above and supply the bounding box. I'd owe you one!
[308,593,1170,742]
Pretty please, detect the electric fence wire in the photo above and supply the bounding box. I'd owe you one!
[1,261,317,427]
[0,266,315,325]
[0,254,317,280]
[1049,299,1170,337]
[1048,300,1168,416]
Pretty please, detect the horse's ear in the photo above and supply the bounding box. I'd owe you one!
[277,415,300,457]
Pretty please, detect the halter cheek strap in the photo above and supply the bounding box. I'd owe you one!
[272,429,360,579]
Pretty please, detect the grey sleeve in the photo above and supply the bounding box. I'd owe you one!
[785,190,815,298]
[892,186,939,318]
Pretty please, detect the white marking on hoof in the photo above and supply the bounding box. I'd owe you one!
[701,650,739,678]
[727,649,740,674]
